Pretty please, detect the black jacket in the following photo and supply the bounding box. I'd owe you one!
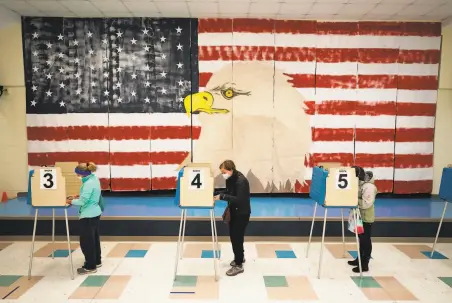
[219,170,251,215]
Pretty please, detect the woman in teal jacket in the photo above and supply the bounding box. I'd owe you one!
[67,162,104,275]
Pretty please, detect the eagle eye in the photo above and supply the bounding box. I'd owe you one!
[221,88,235,100]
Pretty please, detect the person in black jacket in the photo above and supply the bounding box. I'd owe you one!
[214,160,251,276]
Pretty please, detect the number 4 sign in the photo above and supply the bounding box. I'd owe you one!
[189,169,204,190]
[336,170,350,190]
[40,168,57,190]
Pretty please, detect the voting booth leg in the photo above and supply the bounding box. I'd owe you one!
[28,209,39,280]
[341,208,346,258]
[353,209,363,278]
[174,209,185,279]
[51,208,55,259]
[211,210,219,259]
[306,202,318,258]
[317,208,328,279]
[180,209,187,260]
[431,200,448,258]
[64,209,74,279]
[210,209,219,281]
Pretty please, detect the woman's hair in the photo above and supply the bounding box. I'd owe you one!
[364,171,373,182]
[219,160,236,172]
[76,162,97,173]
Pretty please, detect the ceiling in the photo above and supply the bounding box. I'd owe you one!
[0,0,451,23]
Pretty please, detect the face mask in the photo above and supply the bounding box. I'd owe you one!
[222,173,230,180]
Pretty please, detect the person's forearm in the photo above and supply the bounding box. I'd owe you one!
[71,198,83,206]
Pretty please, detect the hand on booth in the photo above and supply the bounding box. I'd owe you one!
[213,195,220,202]
[66,196,74,206]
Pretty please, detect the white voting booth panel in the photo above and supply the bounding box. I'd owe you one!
[179,163,214,208]
[324,167,359,207]
[31,167,67,207]
[28,167,74,280]
[306,166,362,279]
[174,163,219,282]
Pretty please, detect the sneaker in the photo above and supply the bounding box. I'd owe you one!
[347,258,359,266]
[77,267,97,275]
[226,265,244,276]
[230,259,246,267]
[83,262,102,268]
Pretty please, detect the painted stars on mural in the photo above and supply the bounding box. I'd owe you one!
[24,18,196,114]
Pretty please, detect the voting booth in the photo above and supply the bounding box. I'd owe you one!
[431,167,452,257]
[27,166,74,280]
[173,163,219,281]
[306,166,363,278]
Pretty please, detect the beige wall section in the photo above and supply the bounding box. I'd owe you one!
[432,26,452,194]
[0,22,28,197]
[0,21,450,195]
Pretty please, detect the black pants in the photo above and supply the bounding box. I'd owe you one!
[229,213,250,266]
[79,216,101,270]
[358,222,372,265]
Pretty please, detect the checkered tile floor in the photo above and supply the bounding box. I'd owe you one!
[0,241,451,302]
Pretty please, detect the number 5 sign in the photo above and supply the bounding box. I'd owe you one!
[188,169,204,190]
[40,168,58,190]
[335,170,350,190]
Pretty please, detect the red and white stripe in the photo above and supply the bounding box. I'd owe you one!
[198,19,440,194]
[27,113,201,191]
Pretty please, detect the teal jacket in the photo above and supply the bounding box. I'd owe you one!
[71,174,104,219]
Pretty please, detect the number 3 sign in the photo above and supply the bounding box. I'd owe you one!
[40,168,57,190]
[189,169,204,190]
[335,170,350,190]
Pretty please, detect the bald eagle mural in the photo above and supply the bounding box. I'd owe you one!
[180,62,312,193]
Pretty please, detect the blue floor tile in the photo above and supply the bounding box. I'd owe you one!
[421,251,448,260]
[125,249,148,258]
[49,249,74,258]
[201,250,221,258]
[348,251,373,259]
[275,250,297,258]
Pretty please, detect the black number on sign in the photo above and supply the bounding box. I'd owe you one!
[43,173,54,189]
[191,173,202,188]
[338,173,348,189]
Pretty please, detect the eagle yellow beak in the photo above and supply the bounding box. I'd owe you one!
[183,92,229,117]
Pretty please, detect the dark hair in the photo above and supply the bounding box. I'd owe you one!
[219,160,236,172]
[352,165,365,181]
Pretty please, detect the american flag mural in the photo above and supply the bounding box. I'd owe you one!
[23,17,441,194]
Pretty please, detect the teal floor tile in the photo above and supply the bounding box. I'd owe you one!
[439,277,452,287]
[348,251,373,259]
[201,250,221,258]
[174,275,198,287]
[263,276,288,287]
[0,275,22,287]
[421,251,448,259]
[275,250,297,258]
[80,275,110,287]
[125,249,148,258]
[351,276,381,288]
[48,249,75,258]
